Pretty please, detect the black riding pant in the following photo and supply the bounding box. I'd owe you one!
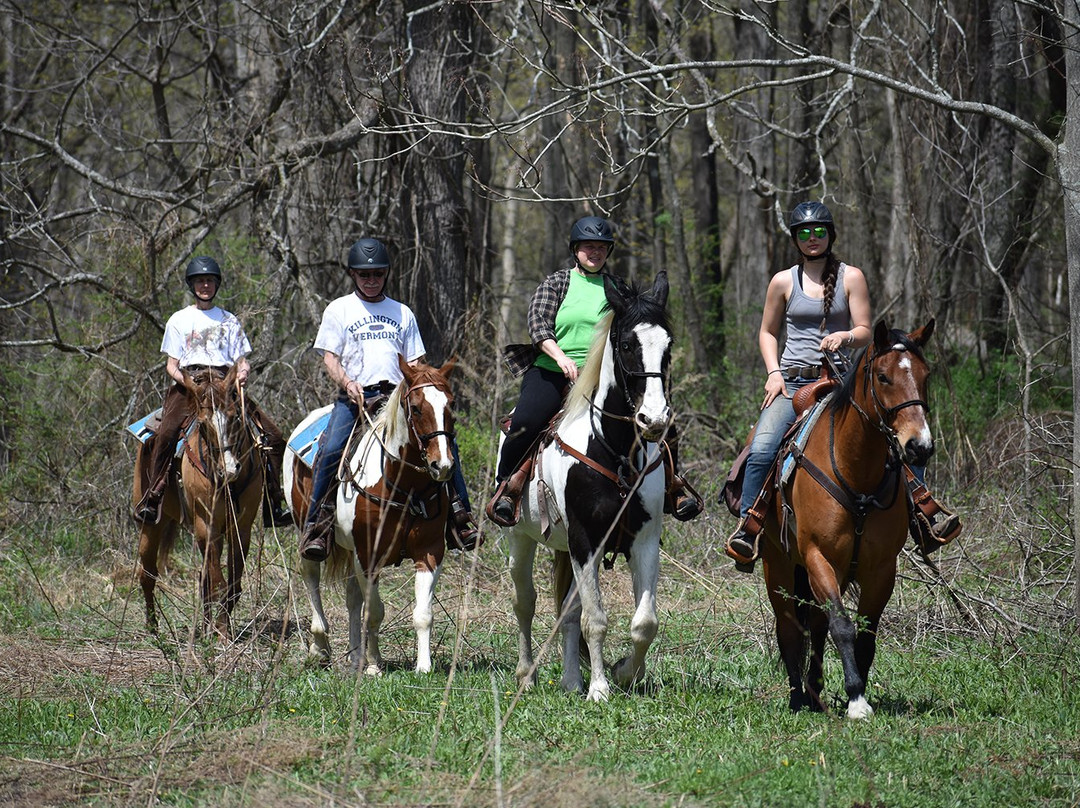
[496,365,569,481]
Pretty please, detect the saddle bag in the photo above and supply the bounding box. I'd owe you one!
[719,430,754,518]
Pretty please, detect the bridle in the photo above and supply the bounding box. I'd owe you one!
[853,343,930,447]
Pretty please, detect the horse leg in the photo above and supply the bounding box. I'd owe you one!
[764,568,809,710]
[553,550,584,695]
[803,596,830,712]
[853,559,899,700]
[354,566,385,675]
[224,520,251,619]
[507,531,539,689]
[412,556,441,674]
[804,548,871,719]
[300,558,333,666]
[137,522,163,631]
[569,553,609,703]
[611,532,660,690]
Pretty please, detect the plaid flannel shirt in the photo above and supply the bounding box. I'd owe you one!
[502,268,573,377]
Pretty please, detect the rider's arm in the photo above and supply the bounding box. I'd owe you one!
[322,351,363,403]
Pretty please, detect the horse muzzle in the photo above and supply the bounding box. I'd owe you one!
[902,436,934,468]
[635,409,672,443]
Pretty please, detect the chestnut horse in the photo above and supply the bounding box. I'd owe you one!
[761,320,936,718]
[504,272,672,702]
[132,365,263,637]
[285,356,457,673]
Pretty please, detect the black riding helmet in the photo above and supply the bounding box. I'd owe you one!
[568,216,616,257]
[185,256,223,295]
[348,238,391,270]
[788,201,836,240]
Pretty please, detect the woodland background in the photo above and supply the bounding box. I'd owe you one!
[0,0,1076,629]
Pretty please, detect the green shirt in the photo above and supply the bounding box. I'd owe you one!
[534,269,608,373]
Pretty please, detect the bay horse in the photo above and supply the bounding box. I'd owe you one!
[505,272,672,702]
[761,319,936,718]
[285,356,457,673]
[132,365,263,638]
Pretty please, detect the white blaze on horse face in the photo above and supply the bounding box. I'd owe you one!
[894,350,934,452]
[633,322,672,439]
[421,386,455,481]
[211,408,240,479]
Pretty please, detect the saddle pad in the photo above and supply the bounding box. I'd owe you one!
[126,408,163,444]
[126,408,195,457]
[288,407,332,469]
[779,393,834,486]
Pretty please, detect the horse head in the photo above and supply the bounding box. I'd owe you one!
[184,365,247,482]
[601,271,673,441]
[397,355,457,482]
[861,318,935,467]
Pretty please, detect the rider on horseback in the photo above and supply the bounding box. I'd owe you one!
[486,215,703,527]
[134,256,290,527]
[724,202,962,571]
[298,238,479,562]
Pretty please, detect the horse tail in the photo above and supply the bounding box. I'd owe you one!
[551,550,574,618]
[157,522,178,573]
[321,541,352,583]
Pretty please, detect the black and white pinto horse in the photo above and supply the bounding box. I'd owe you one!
[505,271,672,702]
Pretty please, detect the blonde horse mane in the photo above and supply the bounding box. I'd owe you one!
[370,381,408,447]
[560,312,614,426]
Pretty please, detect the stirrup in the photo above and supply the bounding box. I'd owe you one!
[724,521,759,573]
[448,499,481,551]
[665,475,704,521]
[485,477,523,527]
[299,505,335,562]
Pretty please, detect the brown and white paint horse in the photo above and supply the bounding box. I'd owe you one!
[285,356,457,673]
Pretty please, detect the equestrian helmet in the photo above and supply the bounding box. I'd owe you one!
[184,256,223,293]
[568,216,616,256]
[788,202,835,237]
[347,238,391,270]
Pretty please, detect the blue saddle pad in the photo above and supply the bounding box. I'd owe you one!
[288,409,331,469]
[126,408,193,457]
[780,394,833,485]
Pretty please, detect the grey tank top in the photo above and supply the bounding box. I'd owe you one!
[780,263,850,369]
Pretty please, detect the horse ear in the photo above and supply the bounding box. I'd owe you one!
[873,320,891,349]
[909,318,935,347]
[439,355,458,380]
[397,354,413,380]
[648,271,669,308]
[603,273,629,316]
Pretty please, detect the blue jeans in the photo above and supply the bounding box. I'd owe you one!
[305,392,471,528]
[740,377,812,517]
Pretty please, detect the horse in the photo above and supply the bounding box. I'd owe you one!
[132,365,263,638]
[504,271,673,702]
[760,319,936,718]
[285,356,457,674]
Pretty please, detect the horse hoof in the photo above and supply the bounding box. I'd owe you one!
[847,696,874,719]
[585,683,611,703]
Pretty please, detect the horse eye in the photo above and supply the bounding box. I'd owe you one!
[877,372,890,384]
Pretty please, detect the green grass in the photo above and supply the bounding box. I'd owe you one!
[0,522,1077,807]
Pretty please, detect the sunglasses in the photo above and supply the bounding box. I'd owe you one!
[796,226,829,241]
[354,269,386,279]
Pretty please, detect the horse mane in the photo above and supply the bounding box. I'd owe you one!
[372,382,408,445]
[561,312,614,425]
[559,276,671,426]
[830,327,926,412]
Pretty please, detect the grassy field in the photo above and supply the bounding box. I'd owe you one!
[1,508,1078,807]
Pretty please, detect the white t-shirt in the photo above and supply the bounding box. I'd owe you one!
[160,305,252,367]
[313,293,425,386]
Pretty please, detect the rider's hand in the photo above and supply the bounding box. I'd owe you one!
[345,379,364,404]
[762,372,787,409]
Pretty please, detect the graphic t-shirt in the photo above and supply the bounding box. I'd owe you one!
[160,305,251,368]
[534,270,608,372]
[313,293,425,386]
